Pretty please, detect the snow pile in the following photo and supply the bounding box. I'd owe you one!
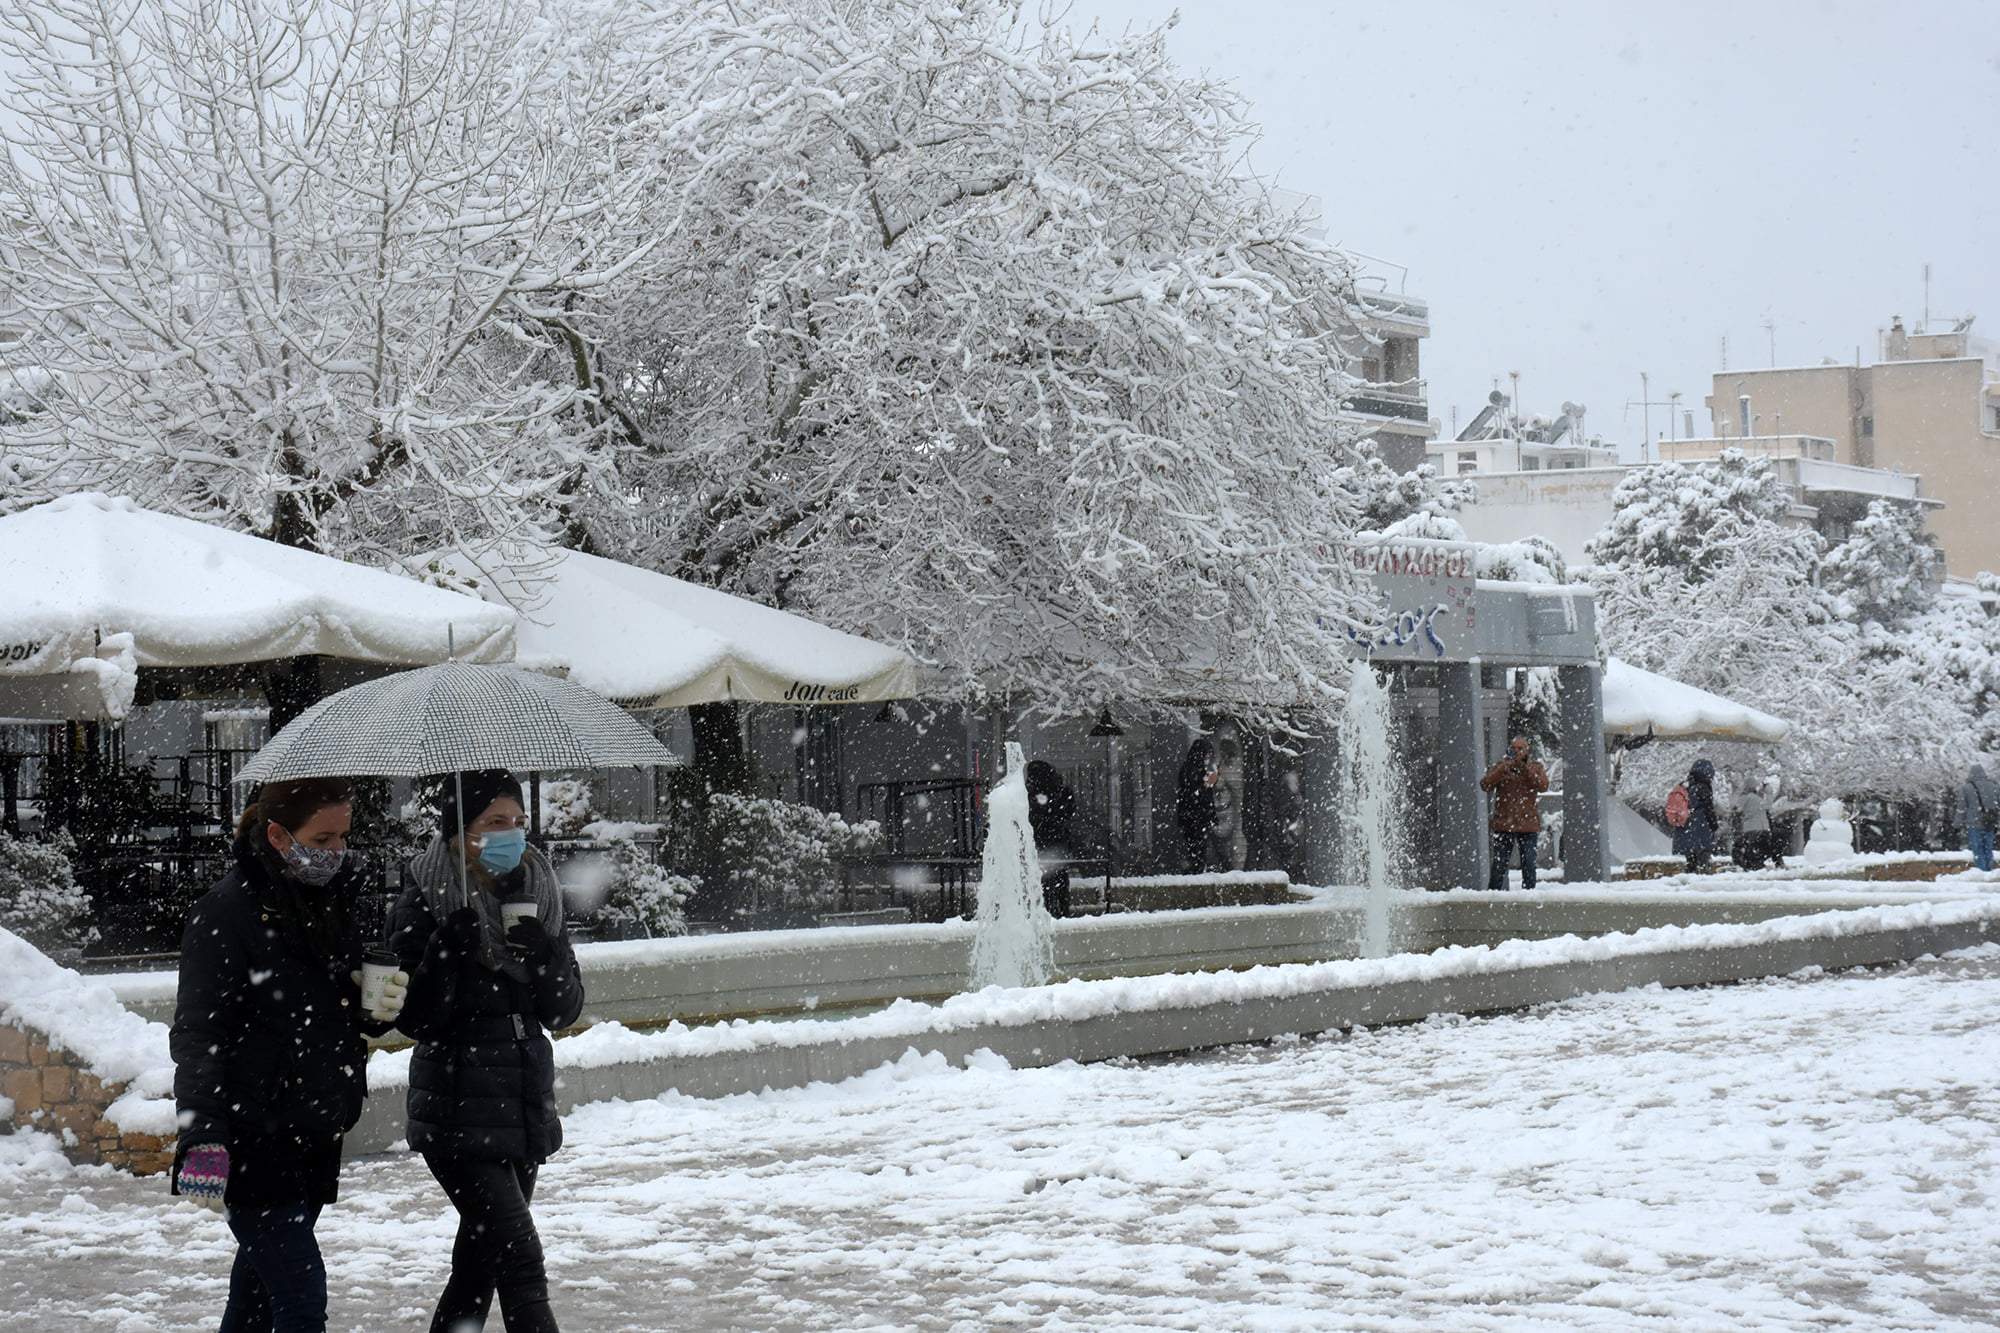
[367,897,2000,1089]
[0,928,175,1134]
[1105,869,1291,890]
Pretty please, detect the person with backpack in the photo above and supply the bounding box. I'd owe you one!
[1958,763,1998,872]
[1479,735,1549,891]
[1667,758,1719,874]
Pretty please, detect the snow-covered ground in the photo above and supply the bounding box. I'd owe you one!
[5,946,1998,1330]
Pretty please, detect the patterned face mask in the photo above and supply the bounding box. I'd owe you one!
[273,824,344,887]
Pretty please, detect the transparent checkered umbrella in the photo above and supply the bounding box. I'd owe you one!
[234,659,679,783]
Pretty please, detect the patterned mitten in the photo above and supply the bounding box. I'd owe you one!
[179,1144,229,1212]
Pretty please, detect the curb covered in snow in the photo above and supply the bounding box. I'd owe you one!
[340,898,2000,1154]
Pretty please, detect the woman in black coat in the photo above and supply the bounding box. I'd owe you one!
[387,770,583,1333]
[170,777,406,1333]
[1672,757,1720,874]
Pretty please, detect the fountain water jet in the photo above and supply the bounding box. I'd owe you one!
[1337,661,1407,957]
[970,741,1055,989]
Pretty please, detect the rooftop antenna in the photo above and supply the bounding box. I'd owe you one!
[1923,262,1930,333]
[1763,316,1775,368]
[1720,334,1728,371]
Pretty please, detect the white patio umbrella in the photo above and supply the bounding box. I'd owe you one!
[1601,657,1791,744]
[430,547,915,708]
[234,660,678,783]
[0,494,514,719]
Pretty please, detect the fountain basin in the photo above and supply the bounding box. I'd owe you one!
[328,894,2000,1154]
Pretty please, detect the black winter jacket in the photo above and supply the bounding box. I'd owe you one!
[385,883,584,1164]
[169,855,383,1208]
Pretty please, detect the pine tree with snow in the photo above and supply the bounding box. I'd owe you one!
[1820,499,1940,631]
[1585,449,1798,582]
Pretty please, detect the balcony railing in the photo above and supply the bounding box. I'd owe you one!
[1346,378,1428,421]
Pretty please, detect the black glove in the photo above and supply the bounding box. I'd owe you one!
[437,907,483,960]
[506,920,552,964]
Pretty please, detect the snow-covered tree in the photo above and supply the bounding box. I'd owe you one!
[1585,449,1797,583]
[1821,499,1939,631]
[1590,454,1972,808]
[584,0,1373,715]
[1343,451,1476,534]
[0,0,668,556]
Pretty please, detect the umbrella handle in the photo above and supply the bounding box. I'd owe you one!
[453,770,470,899]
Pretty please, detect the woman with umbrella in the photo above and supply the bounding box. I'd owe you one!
[230,659,676,1330]
[387,769,584,1333]
[169,776,409,1331]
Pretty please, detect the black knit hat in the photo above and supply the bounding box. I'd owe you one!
[430,769,524,840]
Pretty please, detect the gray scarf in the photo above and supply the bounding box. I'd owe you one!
[409,833,563,983]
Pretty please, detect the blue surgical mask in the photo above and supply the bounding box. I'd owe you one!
[476,828,527,874]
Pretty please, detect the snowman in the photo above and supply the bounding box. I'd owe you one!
[1800,797,1856,867]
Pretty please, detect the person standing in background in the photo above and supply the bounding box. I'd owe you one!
[1479,736,1548,891]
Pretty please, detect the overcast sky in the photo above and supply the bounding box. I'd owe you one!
[1079,0,1999,458]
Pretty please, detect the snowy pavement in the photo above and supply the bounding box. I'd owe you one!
[5,948,1999,1331]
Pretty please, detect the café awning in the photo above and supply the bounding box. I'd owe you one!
[0,494,514,719]
[432,547,917,709]
[1601,656,1790,744]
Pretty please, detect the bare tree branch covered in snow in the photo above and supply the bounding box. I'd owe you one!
[582,0,1375,716]
[0,0,668,556]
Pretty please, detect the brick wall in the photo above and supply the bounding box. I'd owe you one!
[0,1023,173,1175]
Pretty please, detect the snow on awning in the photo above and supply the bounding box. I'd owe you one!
[431,547,917,709]
[1601,656,1790,744]
[0,495,514,718]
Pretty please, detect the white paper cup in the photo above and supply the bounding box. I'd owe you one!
[499,901,539,933]
[359,953,399,1011]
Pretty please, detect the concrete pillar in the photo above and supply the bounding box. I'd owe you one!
[1558,664,1610,883]
[1297,726,1341,887]
[1436,661,1484,890]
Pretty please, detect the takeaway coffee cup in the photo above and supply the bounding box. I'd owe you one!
[499,898,539,935]
[359,946,399,1012]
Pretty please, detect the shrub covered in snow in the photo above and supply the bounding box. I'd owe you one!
[706,794,883,916]
[578,827,696,939]
[0,833,95,952]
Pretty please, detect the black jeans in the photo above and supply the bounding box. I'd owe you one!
[221,1202,327,1333]
[1488,830,1538,892]
[423,1155,558,1333]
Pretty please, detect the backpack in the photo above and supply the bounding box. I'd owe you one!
[1665,785,1692,828]
[1975,781,1999,833]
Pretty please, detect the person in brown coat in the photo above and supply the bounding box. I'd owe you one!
[1479,735,1549,891]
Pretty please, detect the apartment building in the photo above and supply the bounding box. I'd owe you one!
[1266,190,1436,471]
[1704,316,2000,576]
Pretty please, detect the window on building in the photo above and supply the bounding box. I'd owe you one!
[1862,416,1874,436]
[1523,457,1540,471]
[1457,451,1479,475]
